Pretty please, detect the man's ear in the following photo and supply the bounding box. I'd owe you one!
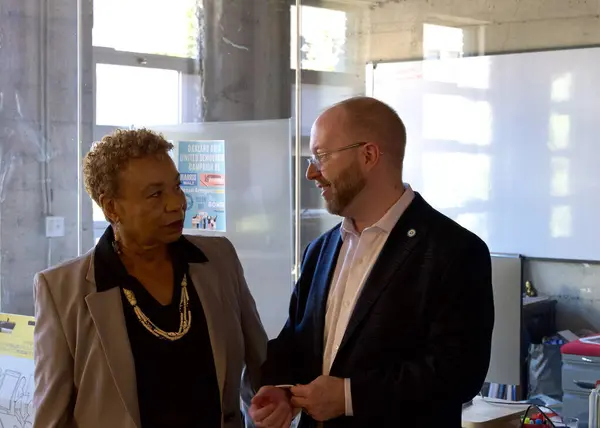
[364,142,381,168]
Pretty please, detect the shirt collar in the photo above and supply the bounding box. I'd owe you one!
[340,183,415,240]
[93,226,207,292]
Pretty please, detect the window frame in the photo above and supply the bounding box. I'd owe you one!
[91,2,360,239]
[92,46,201,240]
[92,46,201,129]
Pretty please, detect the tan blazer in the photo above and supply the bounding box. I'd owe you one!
[33,235,267,428]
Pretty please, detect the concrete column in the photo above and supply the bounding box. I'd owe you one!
[0,0,94,315]
[200,0,292,121]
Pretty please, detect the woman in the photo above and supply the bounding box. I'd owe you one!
[33,129,267,428]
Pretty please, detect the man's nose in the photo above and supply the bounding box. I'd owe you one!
[306,162,320,181]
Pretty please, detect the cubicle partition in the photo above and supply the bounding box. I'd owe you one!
[156,120,294,338]
[487,254,523,397]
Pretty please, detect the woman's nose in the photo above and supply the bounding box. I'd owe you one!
[167,192,186,212]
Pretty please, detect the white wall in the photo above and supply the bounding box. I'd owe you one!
[364,0,600,61]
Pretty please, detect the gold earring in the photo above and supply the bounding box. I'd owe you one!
[112,221,122,254]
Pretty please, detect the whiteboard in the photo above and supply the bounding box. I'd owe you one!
[368,47,600,261]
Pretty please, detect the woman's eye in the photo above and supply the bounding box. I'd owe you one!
[149,191,161,198]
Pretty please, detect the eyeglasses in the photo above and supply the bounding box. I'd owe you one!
[306,142,367,171]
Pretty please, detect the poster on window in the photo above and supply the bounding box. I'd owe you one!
[175,140,226,233]
[0,312,35,428]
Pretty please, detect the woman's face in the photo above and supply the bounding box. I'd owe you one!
[107,154,186,247]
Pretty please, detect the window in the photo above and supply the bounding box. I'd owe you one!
[92,0,202,243]
[91,1,355,244]
[92,0,200,128]
[95,64,182,127]
[93,0,200,59]
[291,5,348,72]
[423,23,464,60]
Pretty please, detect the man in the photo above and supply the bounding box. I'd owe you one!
[250,97,494,428]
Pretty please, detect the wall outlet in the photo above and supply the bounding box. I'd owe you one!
[45,216,65,238]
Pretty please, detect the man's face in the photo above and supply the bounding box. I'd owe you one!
[307,119,367,216]
[317,158,366,216]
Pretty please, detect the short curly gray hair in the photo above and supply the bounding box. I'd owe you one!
[83,128,173,205]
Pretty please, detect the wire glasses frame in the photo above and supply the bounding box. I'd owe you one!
[306,142,367,171]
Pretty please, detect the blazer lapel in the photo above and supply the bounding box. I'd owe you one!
[85,287,141,428]
[188,261,226,405]
[337,195,428,355]
[309,228,342,358]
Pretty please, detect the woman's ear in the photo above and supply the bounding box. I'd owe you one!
[98,194,118,224]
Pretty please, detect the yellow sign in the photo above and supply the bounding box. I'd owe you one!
[0,313,35,360]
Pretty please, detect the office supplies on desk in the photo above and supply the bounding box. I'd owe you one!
[520,405,576,427]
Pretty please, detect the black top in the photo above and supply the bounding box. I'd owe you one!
[94,227,221,428]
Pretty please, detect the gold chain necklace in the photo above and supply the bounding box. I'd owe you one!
[122,275,192,341]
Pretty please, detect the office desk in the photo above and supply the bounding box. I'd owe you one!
[462,396,530,427]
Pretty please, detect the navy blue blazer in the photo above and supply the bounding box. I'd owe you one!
[261,193,495,428]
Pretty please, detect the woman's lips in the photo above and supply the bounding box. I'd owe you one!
[166,220,184,229]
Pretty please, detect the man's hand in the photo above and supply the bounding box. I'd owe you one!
[290,375,345,422]
[249,386,294,428]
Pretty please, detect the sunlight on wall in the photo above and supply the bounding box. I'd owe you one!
[421,152,490,209]
[551,73,573,102]
[456,212,489,242]
[422,94,492,146]
[547,113,571,151]
[550,205,572,238]
[550,157,570,197]
[548,71,573,241]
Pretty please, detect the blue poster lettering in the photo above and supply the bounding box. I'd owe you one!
[177,140,226,232]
